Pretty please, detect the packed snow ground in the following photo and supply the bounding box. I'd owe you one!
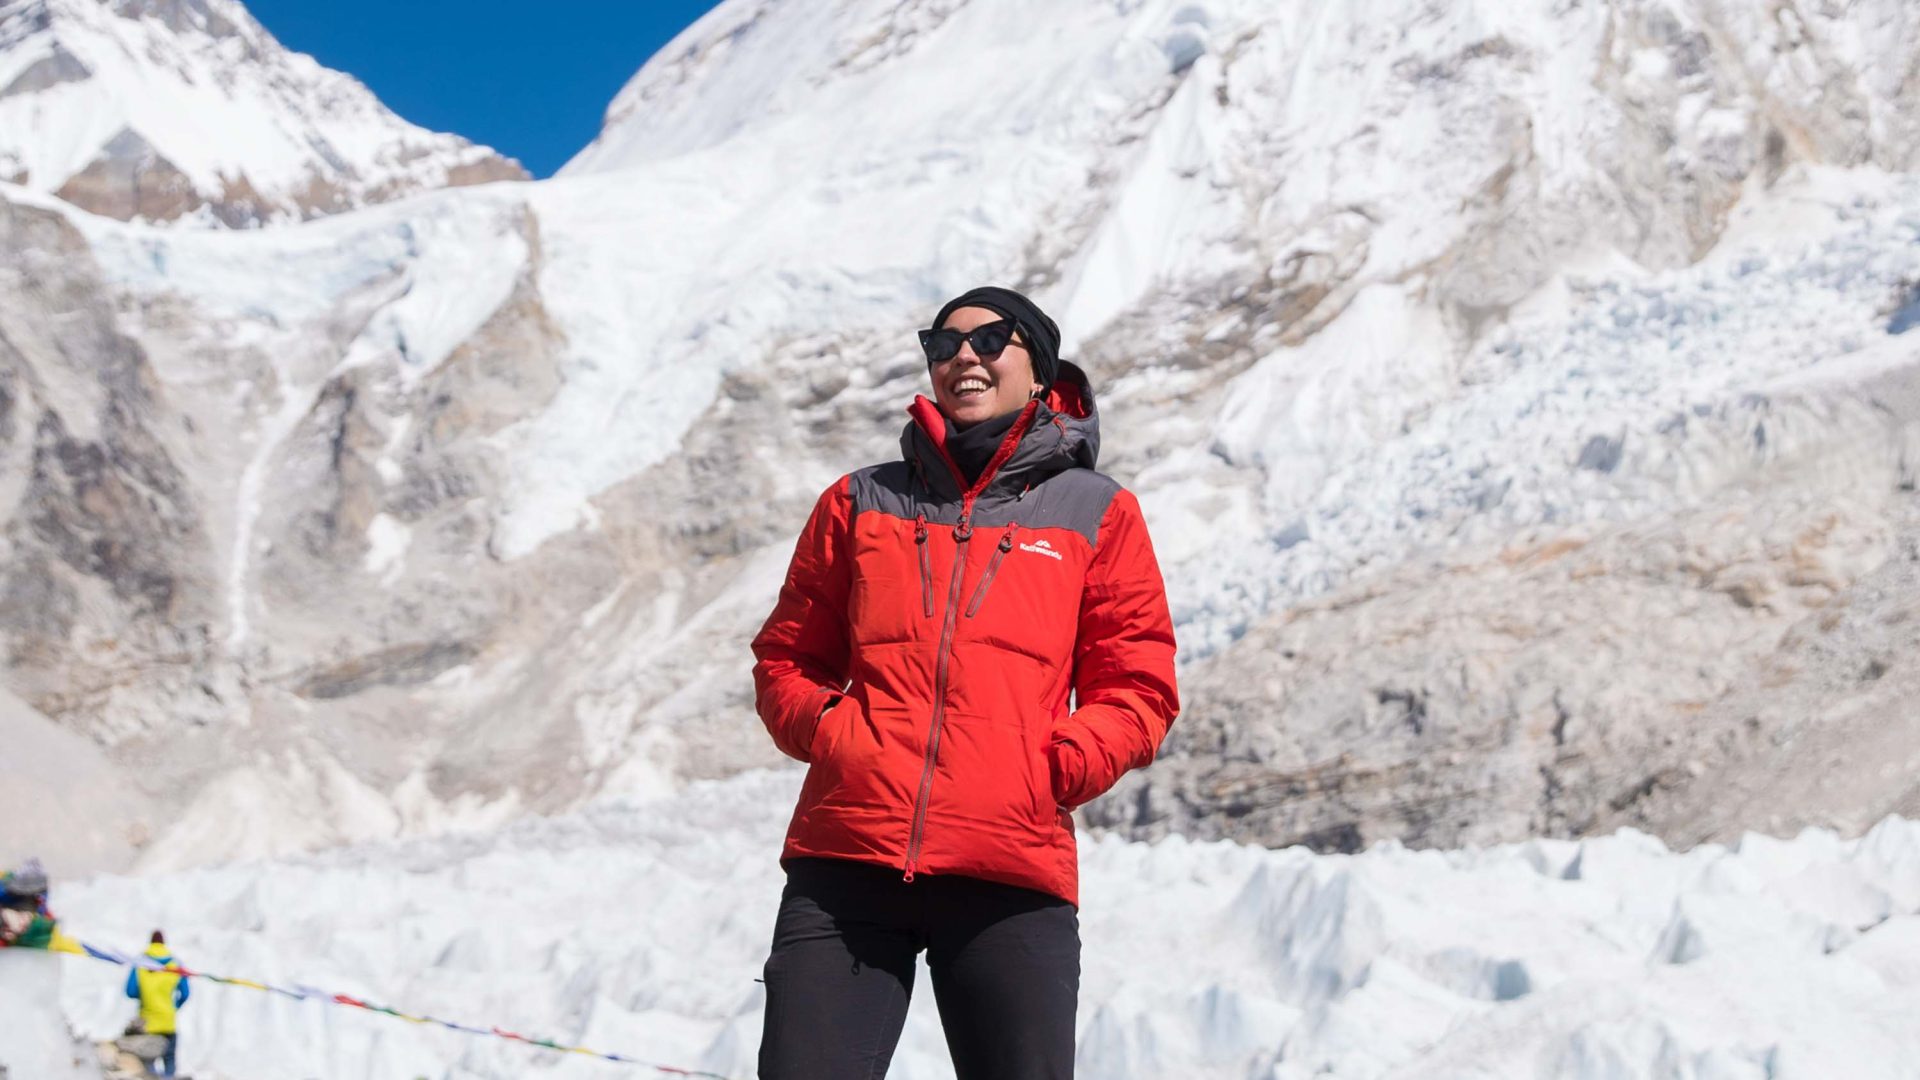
[20,770,1918,1080]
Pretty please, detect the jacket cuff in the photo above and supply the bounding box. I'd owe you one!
[777,685,844,762]
[1047,730,1093,808]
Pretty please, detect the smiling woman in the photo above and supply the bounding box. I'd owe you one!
[749,285,1181,1078]
[921,288,1064,491]
[922,305,1041,427]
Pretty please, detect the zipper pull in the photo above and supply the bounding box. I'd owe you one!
[915,514,928,544]
[998,528,1015,553]
[954,513,972,542]
[902,861,916,883]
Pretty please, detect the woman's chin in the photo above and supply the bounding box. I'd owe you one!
[944,402,992,427]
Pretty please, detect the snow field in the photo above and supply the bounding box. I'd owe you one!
[31,770,1920,1080]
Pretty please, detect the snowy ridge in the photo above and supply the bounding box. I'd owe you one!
[62,0,1920,610]
[217,0,1920,633]
[38,770,1920,1079]
[0,0,526,226]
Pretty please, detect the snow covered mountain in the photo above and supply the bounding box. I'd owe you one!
[0,0,526,226]
[2,0,1919,878]
[7,1,1920,1076]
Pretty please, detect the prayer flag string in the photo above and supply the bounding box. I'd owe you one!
[55,935,737,1079]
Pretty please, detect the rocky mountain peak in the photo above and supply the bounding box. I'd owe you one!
[0,0,528,227]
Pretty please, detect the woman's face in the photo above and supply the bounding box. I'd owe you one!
[930,306,1038,429]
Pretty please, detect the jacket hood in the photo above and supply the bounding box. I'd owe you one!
[145,942,174,963]
[902,360,1100,500]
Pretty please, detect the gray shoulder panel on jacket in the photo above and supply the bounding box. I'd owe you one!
[847,462,916,522]
[847,461,1121,548]
[1002,467,1121,547]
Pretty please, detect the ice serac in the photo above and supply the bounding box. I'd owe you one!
[0,949,95,1079]
[0,0,527,226]
[3,0,1920,868]
[36,772,1920,1079]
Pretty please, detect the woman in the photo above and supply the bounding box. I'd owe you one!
[751,286,1179,1079]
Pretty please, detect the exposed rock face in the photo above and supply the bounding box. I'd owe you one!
[51,129,203,225]
[0,41,86,97]
[1602,366,1920,845]
[1606,523,1920,844]
[1089,481,1917,852]
[0,196,220,743]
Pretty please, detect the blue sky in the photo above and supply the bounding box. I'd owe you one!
[246,1,720,177]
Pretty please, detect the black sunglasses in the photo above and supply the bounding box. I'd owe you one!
[918,319,1024,364]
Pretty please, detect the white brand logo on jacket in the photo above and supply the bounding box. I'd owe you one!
[1019,538,1064,561]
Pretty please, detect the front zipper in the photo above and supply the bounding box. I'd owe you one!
[964,523,1017,618]
[899,400,1041,882]
[915,514,934,618]
[903,504,973,882]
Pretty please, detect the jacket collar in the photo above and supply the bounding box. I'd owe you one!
[900,361,1101,503]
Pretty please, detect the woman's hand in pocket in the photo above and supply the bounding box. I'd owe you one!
[807,693,855,764]
[1047,737,1088,809]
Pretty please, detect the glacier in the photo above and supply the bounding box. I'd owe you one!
[10,770,1917,1079]
[3,0,1920,1074]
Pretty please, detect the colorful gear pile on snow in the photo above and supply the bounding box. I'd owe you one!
[0,862,72,952]
[49,934,736,1079]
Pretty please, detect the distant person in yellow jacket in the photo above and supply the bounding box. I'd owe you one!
[125,930,190,1077]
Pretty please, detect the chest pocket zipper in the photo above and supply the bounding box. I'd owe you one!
[964,523,1017,618]
[915,513,934,618]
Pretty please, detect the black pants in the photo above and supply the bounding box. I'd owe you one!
[758,857,1079,1080]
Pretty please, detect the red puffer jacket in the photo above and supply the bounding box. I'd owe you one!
[751,363,1178,905]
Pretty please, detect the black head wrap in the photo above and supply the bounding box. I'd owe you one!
[930,285,1061,391]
